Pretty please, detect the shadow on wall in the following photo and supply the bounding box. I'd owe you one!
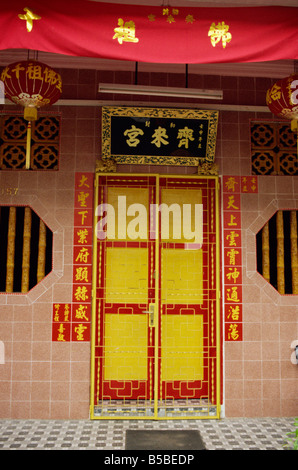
[0,341,4,364]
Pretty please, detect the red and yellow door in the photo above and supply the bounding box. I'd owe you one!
[90,174,221,419]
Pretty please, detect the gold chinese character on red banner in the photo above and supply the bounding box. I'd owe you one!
[75,267,90,283]
[226,230,240,246]
[77,191,90,207]
[78,210,88,225]
[185,15,195,24]
[53,303,71,322]
[225,304,242,322]
[226,286,241,303]
[74,304,89,322]
[226,267,241,284]
[241,176,258,193]
[57,324,66,341]
[53,303,60,322]
[226,214,238,227]
[113,19,139,44]
[73,323,87,341]
[18,7,41,32]
[75,247,90,264]
[224,176,239,192]
[52,322,70,342]
[208,21,232,48]
[226,323,241,341]
[78,174,90,188]
[226,247,240,265]
[74,286,89,302]
[226,195,240,210]
[148,8,195,24]
[76,228,89,244]
[72,322,90,342]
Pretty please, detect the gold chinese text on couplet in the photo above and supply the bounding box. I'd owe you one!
[18,7,41,32]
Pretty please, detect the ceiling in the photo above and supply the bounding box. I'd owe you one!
[0,0,296,78]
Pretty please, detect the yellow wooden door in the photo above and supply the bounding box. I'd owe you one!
[90,174,221,419]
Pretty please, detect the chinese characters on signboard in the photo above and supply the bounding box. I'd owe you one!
[102,107,218,166]
[52,172,93,342]
[223,175,258,342]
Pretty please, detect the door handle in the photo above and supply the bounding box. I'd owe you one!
[142,303,156,327]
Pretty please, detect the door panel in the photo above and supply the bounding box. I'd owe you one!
[161,314,204,382]
[90,174,221,419]
[105,247,148,303]
[160,188,203,244]
[93,175,156,406]
[161,248,203,304]
[104,313,148,381]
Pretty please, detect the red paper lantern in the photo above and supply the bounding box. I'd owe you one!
[0,60,62,168]
[1,60,62,121]
[266,74,298,126]
[266,74,298,154]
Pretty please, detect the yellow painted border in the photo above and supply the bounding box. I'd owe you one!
[215,177,221,419]
[90,173,99,419]
[90,173,221,420]
[154,175,159,419]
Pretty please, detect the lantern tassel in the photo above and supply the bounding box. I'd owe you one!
[291,120,298,157]
[26,121,31,170]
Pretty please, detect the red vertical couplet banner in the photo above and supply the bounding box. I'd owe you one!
[223,176,243,342]
[72,172,94,342]
[222,175,258,342]
[52,172,93,342]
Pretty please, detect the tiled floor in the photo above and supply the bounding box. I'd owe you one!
[0,417,295,450]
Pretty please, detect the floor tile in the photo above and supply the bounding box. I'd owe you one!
[0,417,294,450]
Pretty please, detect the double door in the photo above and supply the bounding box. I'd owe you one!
[90,174,221,419]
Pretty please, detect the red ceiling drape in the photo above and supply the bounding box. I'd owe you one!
[0,1,297,64]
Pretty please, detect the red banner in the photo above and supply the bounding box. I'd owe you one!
[52,172,93,342]
[222,176,258,342]
[0,1,297,64]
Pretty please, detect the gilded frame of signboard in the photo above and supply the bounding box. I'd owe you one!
[101,106,218,166]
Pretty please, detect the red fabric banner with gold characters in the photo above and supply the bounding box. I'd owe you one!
[0,1,297,64]
[222,175,258,342]
[52,172,93,342]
